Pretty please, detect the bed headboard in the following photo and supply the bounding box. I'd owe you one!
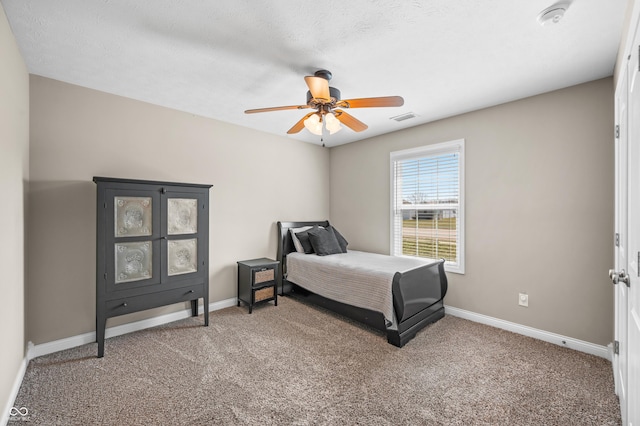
[276,220,330,293]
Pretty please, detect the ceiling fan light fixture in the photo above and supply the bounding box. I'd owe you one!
[304,113,323,135]
[325,112,342,134]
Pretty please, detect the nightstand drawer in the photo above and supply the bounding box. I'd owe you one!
[254,286,274,302]
[253,268,275,285]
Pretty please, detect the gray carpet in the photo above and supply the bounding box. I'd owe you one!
[13,297,620,425]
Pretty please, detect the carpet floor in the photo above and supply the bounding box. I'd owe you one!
[13,297,620,425]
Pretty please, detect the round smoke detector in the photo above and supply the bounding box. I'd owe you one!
[537,2,571,26]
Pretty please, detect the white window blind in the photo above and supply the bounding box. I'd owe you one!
[390,140,465,273]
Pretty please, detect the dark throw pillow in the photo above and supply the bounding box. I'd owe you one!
[294,230,315,254]
[307,225,343,256]
[328,225,349,253]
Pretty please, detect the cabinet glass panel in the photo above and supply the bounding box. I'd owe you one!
[167,198,198,235]
[115,241,152,283]
[114,197,152,237]
[168,238,198,276]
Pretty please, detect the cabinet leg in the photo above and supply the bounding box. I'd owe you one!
[249,305,253,314]
[96,315,106,358]
[203,294,209,326]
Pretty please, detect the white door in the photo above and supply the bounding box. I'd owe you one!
[625,28,640,426]
[614,63,629,425]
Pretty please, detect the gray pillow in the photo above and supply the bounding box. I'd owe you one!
[328,225,348,253]
[294,230,315,254]
[289,226,313,253]
[307,225,343,256]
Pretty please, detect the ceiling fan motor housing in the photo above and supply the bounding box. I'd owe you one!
[314,69,333,81]
[307,86,341,104]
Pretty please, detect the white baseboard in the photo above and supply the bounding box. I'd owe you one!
[27,298,237,360]
[28,300,609,361]
[1,356,28,426]
[445,305,610,360]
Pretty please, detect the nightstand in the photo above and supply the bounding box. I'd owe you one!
[237,258,279,313]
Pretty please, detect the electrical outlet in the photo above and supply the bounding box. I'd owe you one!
[519,293,529,307]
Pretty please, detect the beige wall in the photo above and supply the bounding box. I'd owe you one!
[0,3,29,418]
[29,76,615,347]
[28,75,330,344]
[330,78,614,346]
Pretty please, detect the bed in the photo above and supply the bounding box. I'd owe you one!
[277,221,448,347]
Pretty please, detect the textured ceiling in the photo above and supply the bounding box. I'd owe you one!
[1,0,628,147]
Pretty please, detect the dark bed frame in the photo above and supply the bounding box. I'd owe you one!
[276,221,448,347]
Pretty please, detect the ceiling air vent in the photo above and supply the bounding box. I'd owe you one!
[390,112,417,122]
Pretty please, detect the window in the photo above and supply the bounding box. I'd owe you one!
[390,139,465,273]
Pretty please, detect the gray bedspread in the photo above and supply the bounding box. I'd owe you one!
[286,250,433,323]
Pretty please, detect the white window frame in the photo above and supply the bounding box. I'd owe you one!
[389,139,465,274]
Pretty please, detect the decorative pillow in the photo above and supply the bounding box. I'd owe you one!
[289,226,312,253]
[328,225,349,253]
[290,226,324,253]
[295,230,315,254]
[307,225,343,256]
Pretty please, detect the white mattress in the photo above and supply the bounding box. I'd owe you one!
[285,250,433,322]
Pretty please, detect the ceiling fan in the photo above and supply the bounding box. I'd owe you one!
[244,70,404,136]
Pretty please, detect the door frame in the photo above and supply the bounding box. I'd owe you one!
[614,63,629,426]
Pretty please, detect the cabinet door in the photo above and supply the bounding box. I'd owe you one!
[161,189,208,286]
[104,189,162,293]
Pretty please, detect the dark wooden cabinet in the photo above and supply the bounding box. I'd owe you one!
[94,177,212,357]
[237,258,279,313]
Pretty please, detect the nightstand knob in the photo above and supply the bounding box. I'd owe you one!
[189,290,194,293]
[122,302,128,307]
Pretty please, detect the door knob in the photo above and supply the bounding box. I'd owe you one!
[609,269,631,287]
[618,270,631,287]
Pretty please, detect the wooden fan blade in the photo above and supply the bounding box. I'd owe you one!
[287,112,316,134]
[304,76,330,100]
[336,96,404,109]
[334,110,368,132]
[245,105,310,114]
